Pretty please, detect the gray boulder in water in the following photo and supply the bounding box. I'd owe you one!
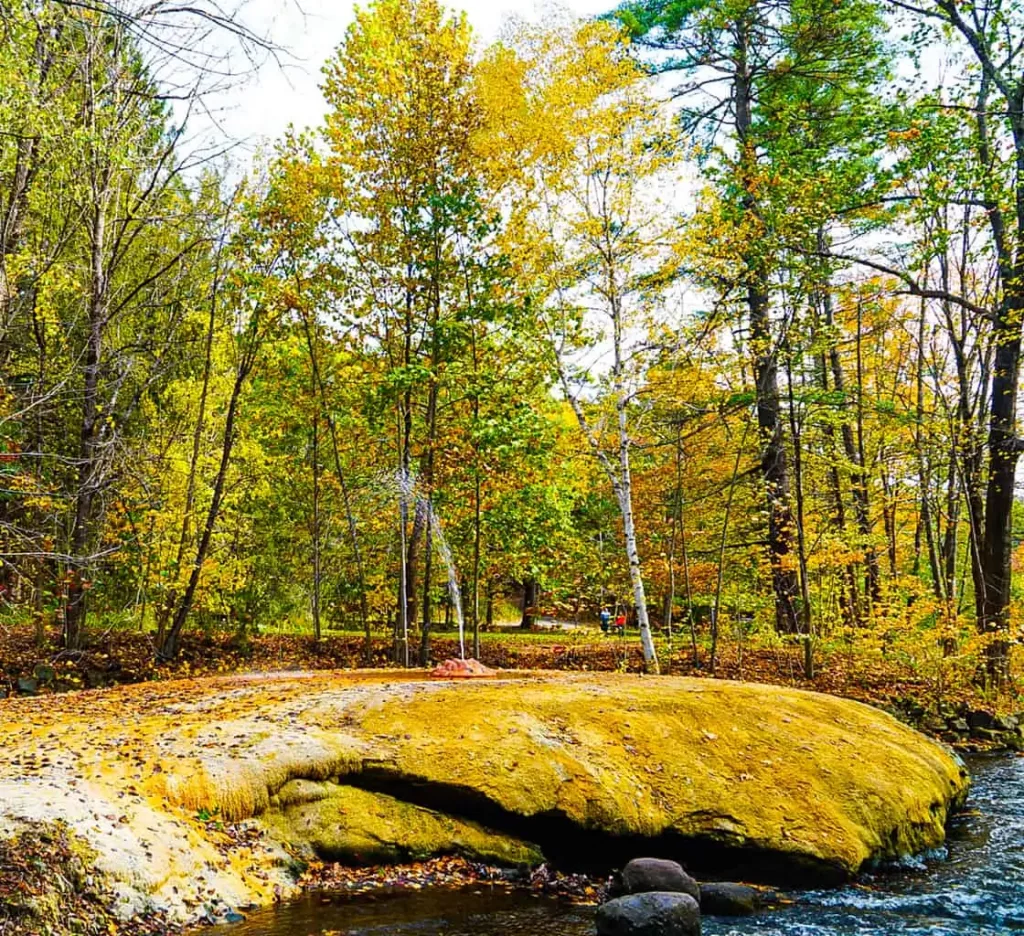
[596,892,701,936]
[698,881,761,915]
[619,858,700,901]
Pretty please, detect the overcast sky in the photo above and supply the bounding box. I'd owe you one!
[204,0,611,152]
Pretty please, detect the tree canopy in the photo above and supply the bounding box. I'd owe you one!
[1,0,1023,692]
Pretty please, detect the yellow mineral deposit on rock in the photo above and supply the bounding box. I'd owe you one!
[0,671,969,926]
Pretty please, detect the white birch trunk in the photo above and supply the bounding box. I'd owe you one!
[555,333,660,672]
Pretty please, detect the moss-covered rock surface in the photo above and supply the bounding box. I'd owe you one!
[0,671,969,927]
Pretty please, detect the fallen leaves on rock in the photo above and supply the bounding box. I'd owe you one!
[0,821,181,936]
[299,856,604,905]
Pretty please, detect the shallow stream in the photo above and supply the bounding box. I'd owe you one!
[214,754,1023,936]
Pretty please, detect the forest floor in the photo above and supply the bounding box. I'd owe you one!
[0,622,1018,729]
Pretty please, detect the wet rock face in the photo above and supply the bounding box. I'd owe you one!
[596,892,701,936]
[619,859,699,902]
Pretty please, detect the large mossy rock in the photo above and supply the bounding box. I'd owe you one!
[0,671,968,924]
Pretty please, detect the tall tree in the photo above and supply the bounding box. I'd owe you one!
[615,0,889,636]
[879,0,1024,685]
[478,18,681,672]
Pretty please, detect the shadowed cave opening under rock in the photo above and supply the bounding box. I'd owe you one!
[311,766,855,887]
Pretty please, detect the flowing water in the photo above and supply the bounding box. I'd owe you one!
[427,504,465,660]
[386,469,466,660]
[212,754,1023,936]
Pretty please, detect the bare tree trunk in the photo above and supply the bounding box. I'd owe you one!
[880,465,899,580]
[396,449,410,666]
[156,262,218,648]
[520,578,537,629]
[785,353,814,678]
[158,293,266,660]
[818,349,858,627]
[617,408,659,671]
[301,312,370,656]
[942,455,959,605]
[914,298,945,600]
[159,364,246,659]
[472,469,481,659]
[665,424,682,648]
[735,23,799,634]
[980,294,1023,685]
[712,421,750,675]
[311,408,322,641]
[471,325,482,660]
[418,375,438,666]
[820,266,878,615]
[396,285,416,664]
[420,510,433,665]
[831,298,877,612]
[64,194,108,649]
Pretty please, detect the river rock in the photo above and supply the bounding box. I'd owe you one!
[970,726,1000,742]
[620,859,699,901]
[596,892,701,936]
[0,671,970,927]
[32,664,55,686]
[698,882,761,915]
[968,710,994,730]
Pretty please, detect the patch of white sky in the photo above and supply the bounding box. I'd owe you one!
[184,0,612,154]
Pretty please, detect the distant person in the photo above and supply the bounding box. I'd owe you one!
[599,608,611,633]
[615,612,626,632]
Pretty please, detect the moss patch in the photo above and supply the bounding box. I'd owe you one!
[347,676,969,880]
[261,781,542,866]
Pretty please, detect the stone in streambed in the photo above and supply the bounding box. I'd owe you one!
[596,892,701,936]
[698,882,762,916]
[619,858,699,902]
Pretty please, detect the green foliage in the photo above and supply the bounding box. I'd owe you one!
[0,0,1020,687]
